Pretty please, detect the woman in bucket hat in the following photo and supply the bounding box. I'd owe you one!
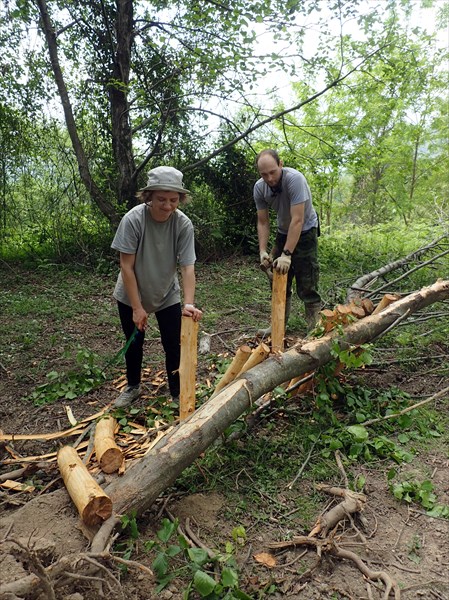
[111,166,203,407]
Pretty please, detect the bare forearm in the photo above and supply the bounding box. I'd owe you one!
[284,218,303,252]
[180,265,203,321]
[180,265,196,305]
[257,218,270,253]
[121,266,142,310]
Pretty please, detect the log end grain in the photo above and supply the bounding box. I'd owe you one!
[99,447,123,474]
[82,494,113,527]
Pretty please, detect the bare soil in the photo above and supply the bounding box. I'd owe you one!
[1,265,448,600]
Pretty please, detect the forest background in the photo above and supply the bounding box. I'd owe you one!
[0,0,447,264]
[1,1,449,599]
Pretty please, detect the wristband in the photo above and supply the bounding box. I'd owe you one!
[184,303,195,309]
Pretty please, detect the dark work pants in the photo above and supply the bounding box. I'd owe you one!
[273,228,321,305]
[117,301,182,397]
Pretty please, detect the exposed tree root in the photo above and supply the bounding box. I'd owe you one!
[266,483,401,600]
[0,530,153,600]
[267,535,400,599]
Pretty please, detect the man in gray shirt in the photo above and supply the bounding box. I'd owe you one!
[254,149,321,333]
[111,166,203,407]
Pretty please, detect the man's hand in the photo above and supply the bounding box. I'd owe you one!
[273,253,291,274]
[259,251,273,270]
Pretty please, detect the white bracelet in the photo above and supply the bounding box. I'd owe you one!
[184,303,195,309]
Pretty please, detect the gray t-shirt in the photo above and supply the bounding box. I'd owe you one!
[111,204,196,313]
[253,167,318,235]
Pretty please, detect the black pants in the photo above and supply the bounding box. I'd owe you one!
[117,301,182,397]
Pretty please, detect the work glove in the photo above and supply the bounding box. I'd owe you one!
[273,253,291,274]
[259,251,273,270]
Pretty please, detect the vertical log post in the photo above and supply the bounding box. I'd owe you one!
[271,270,288,353]
[211,345,252,398]
[179,316,199,421]
[57,445,112,526]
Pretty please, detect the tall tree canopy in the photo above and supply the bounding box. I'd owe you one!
[0,0,446,248]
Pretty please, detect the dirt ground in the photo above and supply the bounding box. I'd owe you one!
[1,320,448,599]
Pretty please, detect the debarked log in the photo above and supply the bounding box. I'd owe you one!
[94,416,123,474]
[58,446,112,526]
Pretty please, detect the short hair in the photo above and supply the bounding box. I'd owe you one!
[256,149,281,167]
[136,189,189,205]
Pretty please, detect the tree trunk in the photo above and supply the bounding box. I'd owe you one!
[105,280,449,517]
[109,0,138,211]
[36,0,120,226]
[347,235,449,301]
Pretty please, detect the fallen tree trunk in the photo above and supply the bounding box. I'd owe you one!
[347,234,449,301]
[106,280,449,517]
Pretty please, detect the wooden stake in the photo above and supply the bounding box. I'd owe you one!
[271,270,288,352]
[347,301,366,319]
[94,416,123,474]
[361,297,375,315]
[320,308,337,332]
[237,343,270,376]
[211,345,252,397]
[57,445,112,526]
[179,316,199,420]
[372,293,401,315]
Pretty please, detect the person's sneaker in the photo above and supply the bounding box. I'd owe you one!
[113,385,141,408]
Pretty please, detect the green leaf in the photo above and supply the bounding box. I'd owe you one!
[187,547,209,565]
[166,544,182,557]
[157,518,176,543]
[347,425,369,442]
[193,569,216,597]
[387,468,396,481]
[233,590,254,600]
[152,552,169,579]
[221,567,238,588]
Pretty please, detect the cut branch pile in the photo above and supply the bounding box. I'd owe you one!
[347,234,449,302]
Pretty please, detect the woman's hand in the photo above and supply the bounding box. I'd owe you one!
[132,306,148,331]
[183,303,203,322]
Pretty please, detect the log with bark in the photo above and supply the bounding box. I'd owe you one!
[347,234,449,301]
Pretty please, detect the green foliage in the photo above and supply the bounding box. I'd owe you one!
[1,0,446,257]
[115,512,140,564]
[26,347,107,405]
[389,476,449,518]
[190,143,258,256]
[141,518,250,598]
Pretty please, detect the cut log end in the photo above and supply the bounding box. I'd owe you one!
[82,495,113,526]
[99,448,124,474]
